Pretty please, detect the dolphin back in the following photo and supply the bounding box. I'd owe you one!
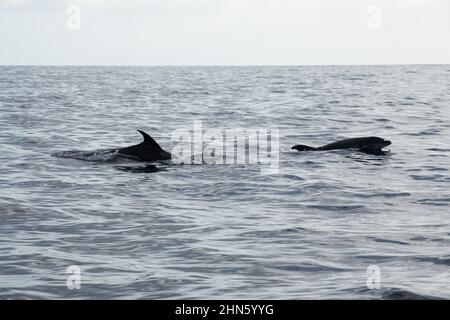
[291,144,316,151]
[318,137,383,151]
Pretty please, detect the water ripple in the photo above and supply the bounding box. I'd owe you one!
[0,65,449,299]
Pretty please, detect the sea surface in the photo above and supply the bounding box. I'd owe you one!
[0,65,449,299]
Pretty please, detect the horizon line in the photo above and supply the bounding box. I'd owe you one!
[1,63,450,67]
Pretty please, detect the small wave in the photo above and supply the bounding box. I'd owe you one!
[240,227,307,238]
[115,165,161,173]
[426,167,448,172]
[353,286,445,300]
[306,204,366,211]
[409,236,428,241]
[371,237,410,245]
[345,77,365,81]
[381,288,445,300]
[271,263,346,273]
[374,118,390,122]
[409,129,442,136]
[415,198,450,206]
[426,148,450,152]
[280,174,305,181]
[410,174,450,183]
[347,191,411,199]
[414,256,450,266]
[51,149,119,162]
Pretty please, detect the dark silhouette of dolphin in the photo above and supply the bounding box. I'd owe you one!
[118,130,171,161]
[292,137,391,155]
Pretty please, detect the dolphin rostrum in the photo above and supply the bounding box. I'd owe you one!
[118,130,171,161]
[292,137,391,155]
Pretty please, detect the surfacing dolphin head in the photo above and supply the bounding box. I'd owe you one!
[362,136,391,149]
[118,130,171,161]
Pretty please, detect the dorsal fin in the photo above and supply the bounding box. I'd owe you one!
[137,130,162,149]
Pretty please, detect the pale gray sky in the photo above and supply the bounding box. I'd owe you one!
[0,0,449,65]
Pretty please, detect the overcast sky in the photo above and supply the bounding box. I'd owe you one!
[0,0,449,65]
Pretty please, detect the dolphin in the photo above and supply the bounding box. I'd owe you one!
[118,130,171,161]
[292,137,391,155]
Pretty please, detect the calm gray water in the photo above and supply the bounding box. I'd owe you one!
[0,65,449,299]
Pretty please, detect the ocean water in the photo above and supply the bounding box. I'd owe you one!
[0,65,449,299]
